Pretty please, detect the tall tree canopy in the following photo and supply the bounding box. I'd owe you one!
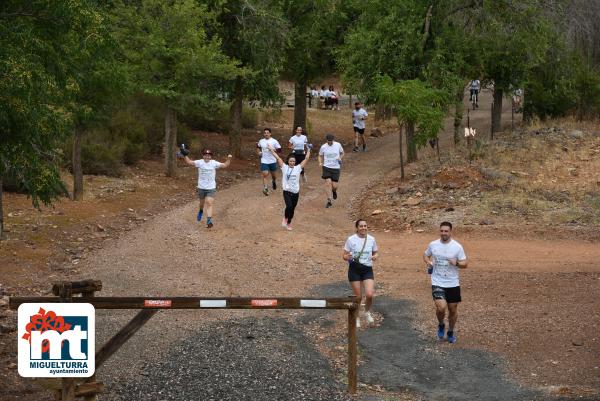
[112,0,238,176]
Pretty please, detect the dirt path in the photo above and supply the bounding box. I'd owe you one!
[59,94,600,401]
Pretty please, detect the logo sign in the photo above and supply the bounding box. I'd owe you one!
[18,303,95,377]
[250,299,278,307]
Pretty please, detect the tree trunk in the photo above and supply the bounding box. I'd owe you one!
[229,77,243,158]
[406,121,417,163]
[72,128,84,201]
[165,105,177,177]
[374,104,385,126]
[491,88,503,138]
[0,175,4,239]
[398,123,405,180]
[293,79,307,132]
[453,90,464,145]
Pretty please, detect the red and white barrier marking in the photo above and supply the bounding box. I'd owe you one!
[144,300,172,308]
[199,300,227,308]
[300,300,326,308]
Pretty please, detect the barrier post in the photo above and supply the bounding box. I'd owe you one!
[347,304,358,394]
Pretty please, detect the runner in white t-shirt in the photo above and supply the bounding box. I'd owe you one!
[267,143,311,231]
[288,126,309,182]
[180,148,232,229]
[318,133,344,208]
[423,221,468,343]
[352,102,368,152]
[343,219,379,328]
[256,128,282,196]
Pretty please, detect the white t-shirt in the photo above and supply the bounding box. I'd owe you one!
[324,89,331,98]
[424,239,467,288]
[289,134,308,153]
[193,159,223,190]
[470,80,480,90]
[344,234,378,267]
[352,108,368,129]
[281,165,302,193]
[257,138,281,164]
[319,142,344,169]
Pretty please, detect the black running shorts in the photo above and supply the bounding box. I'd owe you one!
[431,286,461,303]
[348,262,374,282]
[321,166,340,182]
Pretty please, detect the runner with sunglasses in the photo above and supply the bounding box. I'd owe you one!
[180,148,232,229]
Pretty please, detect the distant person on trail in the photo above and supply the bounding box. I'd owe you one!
[318,133,344,208]
[469,79,480,108]
[257,128,282,196]
[423,221,468,343]
[352,102,368,152]
[329,85,339,111]
[343,219,379,328]
[179,147,232,229]
[268,143,312,231]
[288,126,309,182]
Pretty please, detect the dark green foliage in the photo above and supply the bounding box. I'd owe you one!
[180,105,258,132]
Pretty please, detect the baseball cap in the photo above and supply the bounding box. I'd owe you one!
[325,134,334,141]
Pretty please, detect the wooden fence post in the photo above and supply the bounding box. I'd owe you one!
[347,304,358,394]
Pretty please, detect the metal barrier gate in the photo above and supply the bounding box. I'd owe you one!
[10,280,360,400]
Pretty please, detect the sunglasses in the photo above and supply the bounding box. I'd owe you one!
[203,152,213,156]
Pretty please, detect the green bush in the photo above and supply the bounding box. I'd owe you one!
[180,103,258,132]
[80,142,123,176]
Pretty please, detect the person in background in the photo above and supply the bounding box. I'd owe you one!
[256,128,282,196]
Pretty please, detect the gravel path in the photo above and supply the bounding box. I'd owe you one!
[106,317,352,401]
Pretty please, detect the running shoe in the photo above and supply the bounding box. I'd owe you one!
[197,210,203,222]
[282,218,288,228]
[356,318,361,328]
[447,331,457,344]
[286,224,293,231]
[272,180,277,190]
[353,147,359,152]
[437,324,445,340]
[263,187,269,196]
[365,311,374,324]
[325,200,333,208]
[332,189,337,200]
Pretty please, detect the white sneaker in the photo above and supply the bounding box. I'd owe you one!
[356,318,361,328]
[365,311,374,324]
[286,224,293,231]
[282,218,288,228]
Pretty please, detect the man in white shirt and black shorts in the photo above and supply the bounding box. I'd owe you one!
[318,133,344,208]
[352,102,368,152]
[288,126,309,182]
[257,128,282,196]
[423,221,468,343]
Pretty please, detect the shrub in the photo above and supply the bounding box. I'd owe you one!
[80,142,123,176]
[180,103,258,132]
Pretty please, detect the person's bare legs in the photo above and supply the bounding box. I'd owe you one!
[324,178,333,200]
[434,298,447,325]
[204,197,214,219]
[363,279,375,312]
[447,302,458,332]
